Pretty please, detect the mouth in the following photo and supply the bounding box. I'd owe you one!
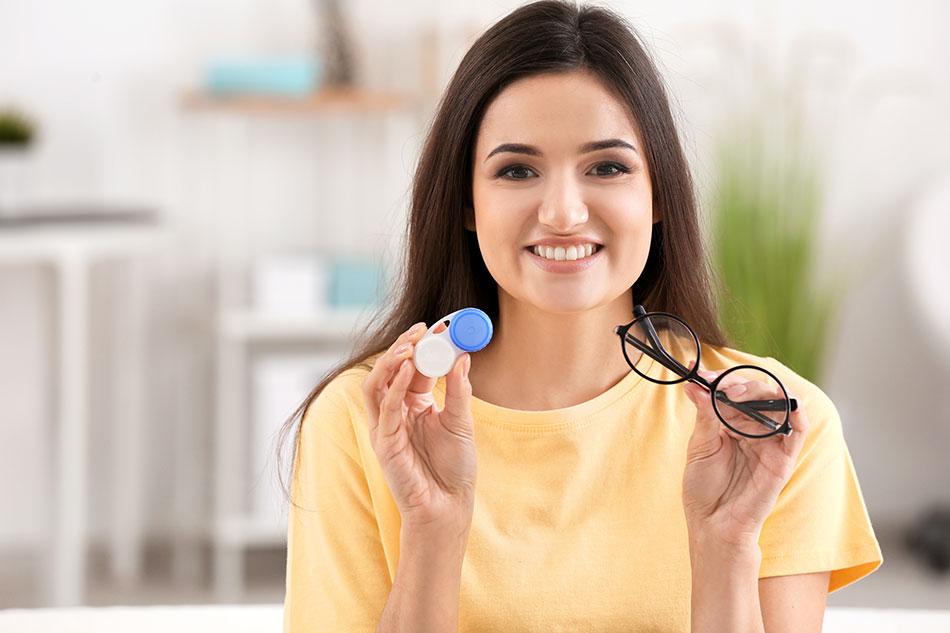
[526,243,603,262]
[524,242,604,274]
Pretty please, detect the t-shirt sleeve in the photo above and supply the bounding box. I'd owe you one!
[756,363,883,593]
[283,373,391,633]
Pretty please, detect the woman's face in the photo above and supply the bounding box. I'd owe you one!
[470,70,657,315]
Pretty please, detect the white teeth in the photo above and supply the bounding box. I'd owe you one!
[531,243,599,261]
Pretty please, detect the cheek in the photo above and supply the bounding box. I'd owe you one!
[605,193,653,241]
[605,204,654,275]
[474,212,519,274]
[470,203,507,270]
[472,188,530,252]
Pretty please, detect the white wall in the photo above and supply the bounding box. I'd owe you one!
[1,0,948,550]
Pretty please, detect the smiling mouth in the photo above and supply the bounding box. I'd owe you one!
[527,243,603,261]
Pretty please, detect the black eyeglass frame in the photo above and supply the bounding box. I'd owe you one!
[614,305,797,439]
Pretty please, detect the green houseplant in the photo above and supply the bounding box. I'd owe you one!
[707,117,845,385]
[0,107,37,214]
[0,108,35,146]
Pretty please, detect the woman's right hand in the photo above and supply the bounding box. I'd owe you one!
[361,322,478,532]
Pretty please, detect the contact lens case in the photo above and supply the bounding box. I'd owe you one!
[412,308,493,378]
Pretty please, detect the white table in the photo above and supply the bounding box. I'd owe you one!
[0,604,949,633]
[0,220,164,606]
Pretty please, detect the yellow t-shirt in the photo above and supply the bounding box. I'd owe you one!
[283,344,882,632]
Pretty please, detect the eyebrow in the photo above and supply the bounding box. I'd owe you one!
[484,138,638,162]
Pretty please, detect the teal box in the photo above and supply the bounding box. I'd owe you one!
[329,258,385,308]
[205,57,322,96]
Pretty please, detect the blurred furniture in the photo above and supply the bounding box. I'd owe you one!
[1,604,950,632]
[902,175,950,573]
[0,212,163,606]
[903,175,950,366]
[212,309,366,601]
[180,88,416,601]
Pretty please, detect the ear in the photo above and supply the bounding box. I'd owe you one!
[652,205,661,224]
[464,205,476,232]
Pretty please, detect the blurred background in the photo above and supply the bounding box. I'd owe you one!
[1,0,948,612]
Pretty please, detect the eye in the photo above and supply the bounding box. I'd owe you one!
[495,165,538,180]
[589,162,632,177]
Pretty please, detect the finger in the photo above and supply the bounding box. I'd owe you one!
[697,365,731,388]
[365,342,413,419]
[683,371,720,447]
[362,323,426,423]
[407,364,439,395]
[687,360,722,395]
[378,359,414,439]
[441,353,474,432]
[718,376,789,436]
[393,322,428,348]
[380,323,426,373]
[692,362,753,400]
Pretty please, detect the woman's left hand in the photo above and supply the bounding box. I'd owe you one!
[681,362,810,549]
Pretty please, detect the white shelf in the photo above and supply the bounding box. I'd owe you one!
[0,222,165,263]
[194,88,419,601]
[219,308,374,343]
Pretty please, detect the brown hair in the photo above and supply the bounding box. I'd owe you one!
[277,0,727,500]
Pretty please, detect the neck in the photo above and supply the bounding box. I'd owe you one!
[468,290,637,411]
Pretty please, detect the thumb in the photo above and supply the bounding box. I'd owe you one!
[442,353,474,430]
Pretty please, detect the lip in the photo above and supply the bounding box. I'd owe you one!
[525,245,603,273]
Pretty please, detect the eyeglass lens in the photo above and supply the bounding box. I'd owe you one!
[624,315,697,384]
[711,365,789,437]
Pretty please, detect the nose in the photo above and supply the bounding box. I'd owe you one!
[537,171,589,232]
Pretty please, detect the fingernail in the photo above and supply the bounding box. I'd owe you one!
[463,354,471,379]
[726,383,747,396]
[410,323,425,334]
[395,343,410,356]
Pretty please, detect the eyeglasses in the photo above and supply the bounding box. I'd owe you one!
[614,305,796,438]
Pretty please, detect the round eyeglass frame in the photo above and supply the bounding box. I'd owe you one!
[616,310,794,439]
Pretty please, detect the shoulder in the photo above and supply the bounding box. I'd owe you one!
[310,357,377,412]
[299,354,382,457]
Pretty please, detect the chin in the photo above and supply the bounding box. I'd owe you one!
[528,291,609,315]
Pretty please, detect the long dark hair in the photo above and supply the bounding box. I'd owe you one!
[276,0,727,500]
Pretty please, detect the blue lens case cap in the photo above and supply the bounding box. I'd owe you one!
[449,308,493,352]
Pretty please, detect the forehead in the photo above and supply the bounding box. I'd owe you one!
[475,71,642,154]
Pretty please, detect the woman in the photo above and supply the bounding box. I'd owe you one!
[280,2,881,631]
